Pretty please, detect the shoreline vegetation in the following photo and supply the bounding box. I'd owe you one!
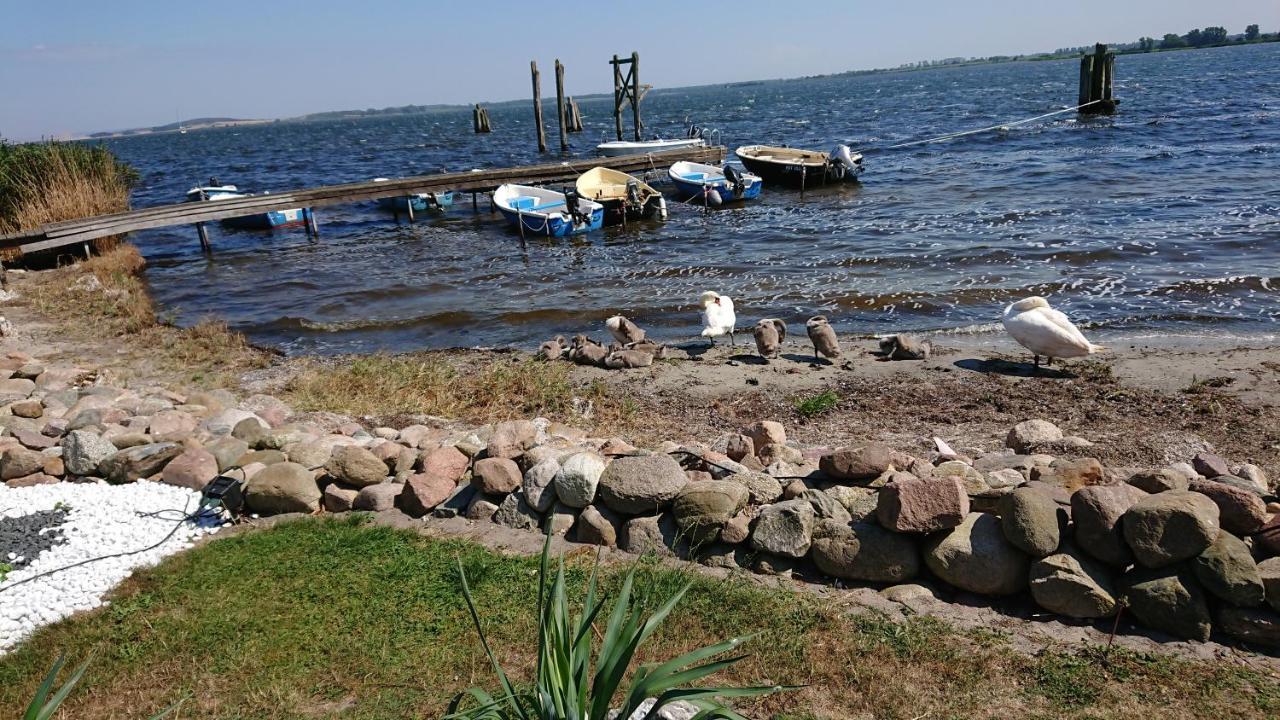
[67,23,1279,140]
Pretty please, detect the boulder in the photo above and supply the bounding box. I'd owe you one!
[876,476,969,533]
[1217,607,1280,648]
[1188,478,1267,536]
[7,473,57,488]
[621,513,680,557]
[237,449,287,467]
[724,434,754,462]
[419,445,471,482]
[522,459,561,513]
[720,511,753,545]
[1071,483,1148,567]
[1190,532,1265,607]
[353,483,403,512]
[399,473,459,517]
[232,417,268,446]
[724,471,784,504]
[493,491,541,531]
[576,504,621,547]
[1,447,48,480]
[1233,464,1269,494]
[546,502,578,536]
[811,522,920,583]
[758,443,803,467]
[554,452,606,508]
[1121,568,1212,642]
[323,483,359,512]
[12,428,58,450]
[797,489,852,524]
[923,513,1029,596]
[396,424,437,449]
[245,462,320,514]
[1123,490,1220,568]
[159,448,219,490]
[204,409,265,436]
[1029,546,1118,618]
[743,420,786,449]
[1255,515,1280,557]
[206,436,249,472]
[997,487,1061,557]
[1031,458,1104,492]
[825,486,880,522]
[671,481,749,544]
[485,420,536,459]
[465,497,500,521]
[819,444,895,483]
[1191,452,1231,479]
[324,445,388,487]
[287,440,335,470]
[1126,469,1190,494]
[1006,419,1063,454]
[597,454,687,515]
[10,400,42,419]
[472,457,522,495]
[750,499,815,558]
[1260,558,1280,613]
[148,410,199,438]
[933,461,988,495]
[99,442,182,484]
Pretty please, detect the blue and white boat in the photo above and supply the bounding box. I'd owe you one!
[371,178,454,215]
[184,179,308,230]
[492,184,604,237]
[667,161,763,205]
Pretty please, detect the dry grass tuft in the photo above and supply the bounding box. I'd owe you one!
[0,139,135,235]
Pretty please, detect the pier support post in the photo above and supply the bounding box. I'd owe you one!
[306,208,319,237]
[473,104,492,133]
[405,198,415,223]
[531,61,547,153]
[612,54,624,141]
[554,59,568,152]
[609,52,642,141]
[630,51,641,141]
[196,222,210,252]
[1078,43,1117,115]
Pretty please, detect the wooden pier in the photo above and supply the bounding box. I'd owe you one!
[0,146,725,255]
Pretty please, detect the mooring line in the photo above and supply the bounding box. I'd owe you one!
[860,100,1103,153]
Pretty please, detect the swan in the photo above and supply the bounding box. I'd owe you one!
[605,315,646,345]
[700,291,736,346]
[1001,296,1104,367]
[805,315,841,361]
[753,318,787,359]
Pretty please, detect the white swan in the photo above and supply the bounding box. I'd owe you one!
[699,291,736,346]
[1002,296,1104,367]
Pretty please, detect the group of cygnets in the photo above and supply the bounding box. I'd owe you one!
[536,290,1104,370]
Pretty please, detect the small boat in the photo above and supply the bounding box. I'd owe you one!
[667,161,762,204]
[371,178,454,215]
[493,184,604,237]
[597,137,707,157]
[575,167,667,225]
[184,178,308,230]
[735,144,864,189]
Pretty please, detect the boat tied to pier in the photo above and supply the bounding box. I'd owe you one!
[734,144,864,188]
[493,184,605,237]
[575,167,667,225]
[371,178,454,214]
[184,178,309,230]
[667,161,763,204]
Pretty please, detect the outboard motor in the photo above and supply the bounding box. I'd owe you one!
[722,164,747,196]
[625,179,642,208]
[687,124,701,139]
[562,188,590,227]
[208,177,220,187]
[827,144,864,180]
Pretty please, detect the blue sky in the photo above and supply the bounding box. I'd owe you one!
[2,0,1276,140]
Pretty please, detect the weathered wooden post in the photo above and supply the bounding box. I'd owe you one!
[196,222,210,252]
[306,208,319,237]
[1077,55,1093,107]
[554,59,568,152]
[630,51,641,141]
[531,61,546,152]
[612,54,624,141]
[473,104,492,133]
[567,97,583,132]
[1079,43,1117,115]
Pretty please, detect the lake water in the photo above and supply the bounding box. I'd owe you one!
[104,43,1280,354]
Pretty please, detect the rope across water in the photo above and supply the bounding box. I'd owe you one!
[858,100,1104,153]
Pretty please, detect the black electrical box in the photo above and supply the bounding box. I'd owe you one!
[202,474,246,517]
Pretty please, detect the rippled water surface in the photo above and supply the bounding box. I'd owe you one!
[106,43,1280,354]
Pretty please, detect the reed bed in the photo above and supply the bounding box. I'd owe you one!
[0,139,137,236]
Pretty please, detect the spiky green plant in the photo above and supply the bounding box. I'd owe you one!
[447,534,789,720]
[23,653,184,720]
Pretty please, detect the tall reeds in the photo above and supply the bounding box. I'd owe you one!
[0,139,137,236]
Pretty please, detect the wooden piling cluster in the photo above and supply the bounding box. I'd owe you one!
[610,52,642,141]
[472,105,492,133]
[565,97,583,132]
[1078,43,1117,115]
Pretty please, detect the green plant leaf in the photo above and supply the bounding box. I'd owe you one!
[34,653,92,720]
[456,557,528,719]
[23,654,66,720]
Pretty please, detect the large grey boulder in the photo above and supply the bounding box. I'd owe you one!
[750,499,815,558]
[353,482,403,512]
[1217,607,1280,648]
[1071,483,1148,567]
[493,490,541,531]
[1121,568,1212,642]
[485,420,536,459]
[597,454,687,515]
[1190,531,1265,608]
[522,458,561,513]
[554,452,606,508]
[1006,419,1062,454]
[810,522,920,583]
[824,486,879,522]
[1188,478,1267,536]
[577,504,622,547]
[245,462,320,514]
[923,513,1029,596]
[99,442,183,484]
[1259,558,1280,613]
[621,513,680,557]
[206,436,249,472]
[671,481,749,544]
[62,430,117,476]
[472,457,522,495]
[724,471,784,504]
[1029,546,1118,618]
[1126,469,1189,494]
[1123,490,1220,568]
[819,443,895,483]
[876,476,969,533]
[325,445,388,487]
[997,486,1061,557]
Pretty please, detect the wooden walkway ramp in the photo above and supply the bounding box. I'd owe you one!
[0,146,725,255]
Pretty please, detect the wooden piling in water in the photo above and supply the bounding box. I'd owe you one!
[1078,43,1117,115]
[196,222,210,252]
[554,59,568,152]
[611,55,624,141]
[630,52,642,141]
[610,52,643,141]
[566,97,583,132]
[531,61,546,152]
[473,104,492,133]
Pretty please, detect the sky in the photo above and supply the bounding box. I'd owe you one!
[2,0,1277,140]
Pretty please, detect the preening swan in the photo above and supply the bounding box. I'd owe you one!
[605,315,646,345]
[805,315,841,361]
[1002,296,1104,367]
[700,291,737,346]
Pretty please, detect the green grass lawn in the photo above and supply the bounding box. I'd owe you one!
[1,517,1276,719]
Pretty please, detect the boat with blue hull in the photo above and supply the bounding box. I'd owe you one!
[184,179,309,230]
[667,161,762,204]
[493,184,604,237]
[371,179,454,214]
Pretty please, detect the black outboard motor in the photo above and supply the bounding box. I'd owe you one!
[625,179,642,210]
[688,124,701,139]
[562,188,590,227]
[208,177,220,187]
[722,164,746,196]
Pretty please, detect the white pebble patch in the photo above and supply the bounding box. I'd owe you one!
[0,480,220,653]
